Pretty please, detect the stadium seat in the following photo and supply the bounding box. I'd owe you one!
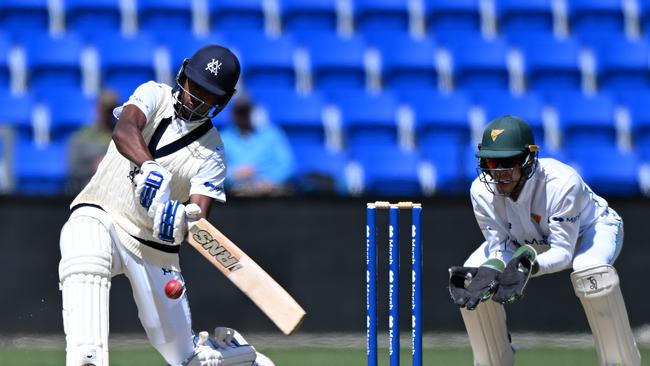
[443,34,510,92]
[0,0,49,37]
[227,33,297,91]
[623,94,650,161]
[137,0,193,34]
[166,34,226,71]
[208,0,265,32]
[477,92,545,144]
[567,146,641,197]
[568,0,625,38]
[297,33,367,92]
[0,33,11,91]
[353,0,409,34]
[329,90,399,148]
[280,0,338,33]
[591,37,650,93]
[0,92,34,140]
[14,137,68,195]
[94,34,156,101]
[495,0,554,37]
[370,33,437,93]
[425,0,481,35]
[64,0,122,38]
[253,89,326,146]
[38,90,95,140]
[552,92,617,150]
[514,33,582,94]
[23,34,83,94]
[349,144,424,196]
[290,144,348,194]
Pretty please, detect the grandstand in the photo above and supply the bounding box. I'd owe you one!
[0,0,649,197]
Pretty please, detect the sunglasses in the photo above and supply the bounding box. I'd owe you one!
[484,156,522,170]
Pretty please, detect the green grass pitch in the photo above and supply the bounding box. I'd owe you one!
[2,347,649,365]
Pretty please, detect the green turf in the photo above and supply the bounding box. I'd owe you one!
[1,347,648,365]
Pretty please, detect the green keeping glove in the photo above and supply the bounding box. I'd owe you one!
[493,245,538,304]
[448,258,505,311]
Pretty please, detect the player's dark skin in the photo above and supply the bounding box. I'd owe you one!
[112,78,221,217]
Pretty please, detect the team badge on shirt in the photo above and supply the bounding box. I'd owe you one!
[531,213,541,224]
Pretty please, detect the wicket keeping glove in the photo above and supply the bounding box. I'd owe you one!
[493,245,538,304]
[133,160,172,218]
[448,258,505,310]
[153,201,202,244]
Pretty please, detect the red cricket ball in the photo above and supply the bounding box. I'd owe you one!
[164,279,184,299]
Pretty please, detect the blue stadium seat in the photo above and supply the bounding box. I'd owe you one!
[568,0,625,38]
[280,0,338,33]
[419,142,467,194]
[38,90,95,140]
[552,92,617,150]
[14,137,68,195]
[23,34,83,94]
[209,0,265,32]
[425,0,481,35]
[592,37,650,93]
[137,0,193,34]
[0,92,34,140]
[94,34,156,101]
[444,34,510,92]
[329,90,399,148]
[228,33,296,91]
[166,34,226,71]
[354,0,409,34]
[297,33,367,92]
[0,0,49,37]
[0,33,10,91]
[350,144,424,196]
[254,90,326,146]
[514,33,582,94]
[64,0,122,38]
[624,95,650,161]
[477,92,545,144]
[290,144,348,194]
[568,147,641,197]
[370,33,437,93]
[495,0,554,37]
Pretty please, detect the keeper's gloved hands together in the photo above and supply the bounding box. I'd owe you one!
[448,258,505,310]
[153,201,202,244]
[493,245,538,304]
[133,161,172,217]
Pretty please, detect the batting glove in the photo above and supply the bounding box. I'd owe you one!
[133,161,172,218]
[153,201,202,244]
[449,258,505,310]
[493,245,538,304]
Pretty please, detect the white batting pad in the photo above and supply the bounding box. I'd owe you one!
[461,300,514,366]
[59,215,113,366]
[571,264,641,366]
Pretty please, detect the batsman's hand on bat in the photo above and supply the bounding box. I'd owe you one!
[153,201,202,244]
[493,245,538,304]
[133,160,172,218]
[448,258,505,310]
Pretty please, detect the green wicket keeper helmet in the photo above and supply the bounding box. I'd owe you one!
[476,115,540,195]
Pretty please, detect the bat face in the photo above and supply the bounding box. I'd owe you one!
[191,228,243,272]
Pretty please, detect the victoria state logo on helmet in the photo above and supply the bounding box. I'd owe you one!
[205,58,222,77]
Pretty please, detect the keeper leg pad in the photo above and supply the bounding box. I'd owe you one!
[461,300,514,366]
[571,264,641,366]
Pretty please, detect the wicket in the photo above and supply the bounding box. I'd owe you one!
[366,201,423,366]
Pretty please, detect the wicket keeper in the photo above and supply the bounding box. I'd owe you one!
[448,116,641,366]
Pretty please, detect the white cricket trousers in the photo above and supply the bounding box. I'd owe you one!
[59,206,194,365]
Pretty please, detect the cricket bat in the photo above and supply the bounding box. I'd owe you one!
[186,218,306,335]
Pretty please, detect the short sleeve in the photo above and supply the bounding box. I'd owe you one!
[122,81,164,121]
[189,145,227,202]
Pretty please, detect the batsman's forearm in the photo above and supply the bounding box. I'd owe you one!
[113,123,153,167]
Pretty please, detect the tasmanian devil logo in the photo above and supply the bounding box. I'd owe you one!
[192,230,242,272]
[491,128,505,141]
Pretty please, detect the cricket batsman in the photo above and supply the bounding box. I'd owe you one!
[58,45,274,365]
[448,116,641,366]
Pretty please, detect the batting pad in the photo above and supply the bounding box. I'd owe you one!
[461,300,514,366]
[60,215,112,366]
[572,264,641,366]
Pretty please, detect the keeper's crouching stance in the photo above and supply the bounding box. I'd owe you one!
[59,44,274,365]
[448,116,641,366]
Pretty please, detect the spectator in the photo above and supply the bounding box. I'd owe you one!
[220,95,295,196]
[66,90,119,194]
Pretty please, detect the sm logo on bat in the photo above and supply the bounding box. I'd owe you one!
[192,230,243,272]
